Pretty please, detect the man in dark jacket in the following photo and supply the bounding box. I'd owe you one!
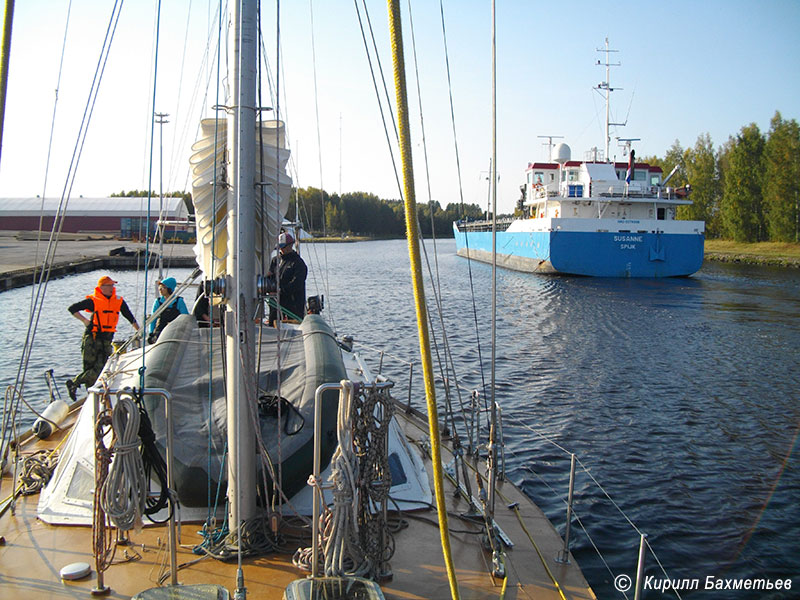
[66,275,140,399]
[268,232,307,326]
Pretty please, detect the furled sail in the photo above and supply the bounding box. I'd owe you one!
[190,118,292,279]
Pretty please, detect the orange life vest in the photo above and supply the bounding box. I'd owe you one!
[86,288,124,334]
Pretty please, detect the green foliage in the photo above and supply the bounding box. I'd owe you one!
[679,133,721,236]
[288,186,482,238]
[721,123,765,241]
[762,112,800,242]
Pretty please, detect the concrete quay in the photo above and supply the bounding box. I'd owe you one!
[0,231,198,292]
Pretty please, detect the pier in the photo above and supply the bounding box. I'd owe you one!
[0,231,198,291]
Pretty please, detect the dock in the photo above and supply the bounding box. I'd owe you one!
[0,231,198,291]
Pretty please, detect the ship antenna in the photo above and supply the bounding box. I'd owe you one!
[596,37,621,162]
[537,135,563,161]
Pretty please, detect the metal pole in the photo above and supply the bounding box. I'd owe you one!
[405,363,413,411]
[0,0,15,169]
[91,390,108,595]
[488,0,497,524]
[556,453,576,563]
[311,382,344,578]
[633,533,647,600]
[154,112,169,279]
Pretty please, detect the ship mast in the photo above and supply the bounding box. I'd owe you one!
[596,37,620,162]
[227,0,257,536]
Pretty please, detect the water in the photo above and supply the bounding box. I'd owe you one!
[2,239,799,599]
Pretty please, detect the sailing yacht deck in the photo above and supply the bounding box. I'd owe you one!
[1,401,595,600]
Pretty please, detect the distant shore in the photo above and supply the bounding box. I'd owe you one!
[1,232,798,292]
[704,240,800,268]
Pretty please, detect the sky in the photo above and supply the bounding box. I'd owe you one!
[1,1,799,216]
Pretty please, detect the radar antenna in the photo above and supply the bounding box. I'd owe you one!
[537,135,564,161]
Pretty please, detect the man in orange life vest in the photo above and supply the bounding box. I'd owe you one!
[65,275,140,400]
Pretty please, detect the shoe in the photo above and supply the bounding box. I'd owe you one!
[65,379,78,401]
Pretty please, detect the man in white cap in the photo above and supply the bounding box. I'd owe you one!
[66,275,140,399]
[268,231,307,326]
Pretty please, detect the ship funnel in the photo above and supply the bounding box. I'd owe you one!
[553,143,571,164]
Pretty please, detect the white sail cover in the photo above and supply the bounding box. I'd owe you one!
[190,118,293,279]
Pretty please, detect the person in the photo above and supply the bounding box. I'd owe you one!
[148,276,189,343]
[66,275,140,400]
[192,284,211,328]
[267,231,307,326]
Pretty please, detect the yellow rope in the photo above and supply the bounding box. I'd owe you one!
[510,503,569,600]
[386,2,459,599]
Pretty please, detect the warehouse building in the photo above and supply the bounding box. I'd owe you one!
[0,196,191,238]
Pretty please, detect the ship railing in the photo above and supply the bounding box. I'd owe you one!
[456,217,514,233]
[349,343,681,599]
[502,412,684,599]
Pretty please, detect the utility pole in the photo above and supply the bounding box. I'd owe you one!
[154,112,169,279]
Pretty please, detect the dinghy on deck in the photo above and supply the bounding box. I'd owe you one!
[38,314,432,524]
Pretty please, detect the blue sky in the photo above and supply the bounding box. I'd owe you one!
[1,1,798,215]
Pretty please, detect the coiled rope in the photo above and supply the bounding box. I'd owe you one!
[100,391,146,532]
[293,383,395,580]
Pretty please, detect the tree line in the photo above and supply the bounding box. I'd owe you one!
[642,111,800,242]
[288,187,484,238]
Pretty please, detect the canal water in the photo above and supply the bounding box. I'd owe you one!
[1,239,798,599]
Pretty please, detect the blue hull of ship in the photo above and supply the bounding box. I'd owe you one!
[453,229,704,277]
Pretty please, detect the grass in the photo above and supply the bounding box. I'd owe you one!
[704,239,800,266]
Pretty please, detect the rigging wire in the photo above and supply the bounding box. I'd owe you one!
[308,0,336,335]
[437,0,488,406]
[352,0,403,199]
[0,0,125,500]
[405,0,475,478]
[141,0,164,389]
[32,0,73,311]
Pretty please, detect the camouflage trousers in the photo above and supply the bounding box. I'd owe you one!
[73,332,113,388]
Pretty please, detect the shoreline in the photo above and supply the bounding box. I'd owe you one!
[1,232,797,292]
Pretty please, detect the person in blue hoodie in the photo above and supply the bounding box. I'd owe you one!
[148,276,189,343]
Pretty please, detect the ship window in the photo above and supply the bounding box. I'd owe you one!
[568,170,578,182]
[650,175,660,185]
[534,172,543,184]
[549,173,555,182]
[657,207,666,220]
[567,184,583,197]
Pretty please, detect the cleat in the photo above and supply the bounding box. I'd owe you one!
[65,379,78,401]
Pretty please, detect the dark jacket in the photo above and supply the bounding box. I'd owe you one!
[268,250,308,322]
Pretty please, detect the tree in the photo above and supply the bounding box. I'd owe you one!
[720,124,765,242]
[762,111,800,242]
[680,133,721,236]
[662,140,687,188]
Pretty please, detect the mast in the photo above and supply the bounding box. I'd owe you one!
[227,0,258,534]
[596,37,620,161]
[0,0,15,169]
